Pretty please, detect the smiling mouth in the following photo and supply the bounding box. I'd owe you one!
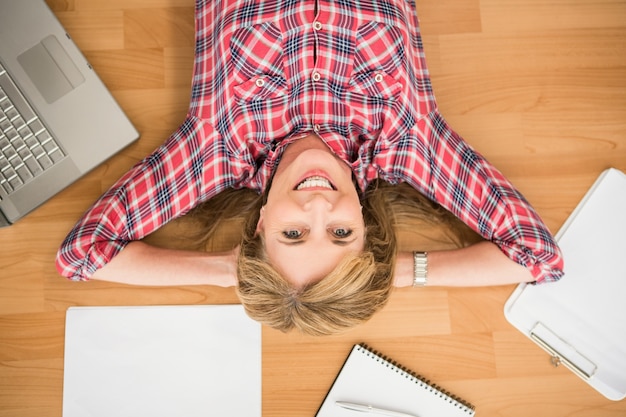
[295,176,336,191]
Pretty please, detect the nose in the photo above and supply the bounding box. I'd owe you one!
[302,193,333,212]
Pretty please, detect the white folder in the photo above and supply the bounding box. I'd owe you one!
[505,168,626,401]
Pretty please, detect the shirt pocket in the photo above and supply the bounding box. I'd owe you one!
[345,69,403,131]
[353,21,405,76]
[346,22,405,133]
[230,22,285,80]
[230,22,290,143]
[348,71,402,100]
[233,75,288,102]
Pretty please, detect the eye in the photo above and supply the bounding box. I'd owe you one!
[282,229,303,240]
[331,228,353,239]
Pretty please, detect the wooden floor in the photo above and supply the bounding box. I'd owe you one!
[1,0,625,415]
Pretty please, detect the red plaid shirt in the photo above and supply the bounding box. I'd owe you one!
[57,0,564,283]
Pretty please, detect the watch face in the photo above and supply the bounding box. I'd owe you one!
[413,252,428,287]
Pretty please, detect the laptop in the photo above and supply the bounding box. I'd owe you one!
[0,0,139,227]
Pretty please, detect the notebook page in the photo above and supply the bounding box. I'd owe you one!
[62,305,261,417]
[316,344,475,417]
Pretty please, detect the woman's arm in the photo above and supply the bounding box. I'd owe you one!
[393,241,534,287]
[89,241,238,287]
[384,110,563,284]
[56,116,246,281]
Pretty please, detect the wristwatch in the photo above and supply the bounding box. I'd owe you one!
[412,251,428,287]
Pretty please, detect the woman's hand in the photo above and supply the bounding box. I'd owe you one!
[90,241,239,287]
[217,245,240,287]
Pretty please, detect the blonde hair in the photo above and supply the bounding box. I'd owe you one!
[191,181,471,336]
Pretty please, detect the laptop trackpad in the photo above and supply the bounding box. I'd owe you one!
[17,35,85,104]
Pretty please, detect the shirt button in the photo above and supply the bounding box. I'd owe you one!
[255,78,266,87]
[312,72,321,82]
[374,73,384,83]
[313,124,321,132]
[313,21,323,31]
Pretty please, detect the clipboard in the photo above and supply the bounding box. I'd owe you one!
[504,168,626,401]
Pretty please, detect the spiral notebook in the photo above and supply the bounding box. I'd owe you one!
[316,344,475,417]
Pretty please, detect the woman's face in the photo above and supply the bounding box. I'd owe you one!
[257,135,365,288]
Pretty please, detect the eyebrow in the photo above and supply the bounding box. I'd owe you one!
[277,238,358,247]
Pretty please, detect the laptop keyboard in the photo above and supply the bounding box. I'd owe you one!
[0,61,65,195]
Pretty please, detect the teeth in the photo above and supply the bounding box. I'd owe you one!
[296,176,334,190]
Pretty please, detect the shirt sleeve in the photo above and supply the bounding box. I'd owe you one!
[56,115,250,281]
[377,110,564,284]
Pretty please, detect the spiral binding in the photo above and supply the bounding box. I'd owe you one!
[358,343,476,414]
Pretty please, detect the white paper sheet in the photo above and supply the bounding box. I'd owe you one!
[62,304,261,417]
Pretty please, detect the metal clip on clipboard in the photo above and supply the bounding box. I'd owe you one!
[530,322,598,380]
